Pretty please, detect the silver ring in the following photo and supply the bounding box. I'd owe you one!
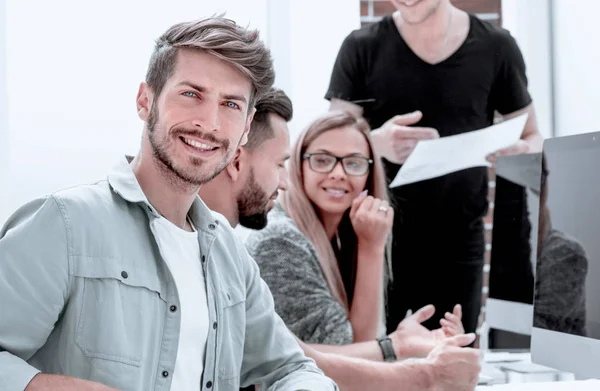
[378,206,388,212]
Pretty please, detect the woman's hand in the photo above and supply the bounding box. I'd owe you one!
[349,191,394,250]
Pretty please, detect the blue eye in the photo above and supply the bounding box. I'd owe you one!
[182,91,197,98]
[226,101,240,110]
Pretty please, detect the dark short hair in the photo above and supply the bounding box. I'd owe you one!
[145,16,274,107]
[244,88,293,151]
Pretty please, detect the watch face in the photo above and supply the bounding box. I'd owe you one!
[378,337,397,361]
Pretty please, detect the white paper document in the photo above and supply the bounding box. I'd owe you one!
[389,114,529,188]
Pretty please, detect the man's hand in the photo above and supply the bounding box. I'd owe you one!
[486,139,530,165]
[371,111,439,164]
[438,304,465,338]
[425,334,481,391]
[390,304,465,359]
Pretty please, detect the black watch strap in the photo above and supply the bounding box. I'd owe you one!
[377,336,397,362]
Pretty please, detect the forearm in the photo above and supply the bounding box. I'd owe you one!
[311,350,433,391]
[521,130,543,152]
[308,340,383,361]
[348,243,384,341]
[26,373,119,391]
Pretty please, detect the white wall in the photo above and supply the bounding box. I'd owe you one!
[0,0,8,218]
[0,0,269,224]
[552,0,600,137]
[270,0,361,142]
[502,0,554,139]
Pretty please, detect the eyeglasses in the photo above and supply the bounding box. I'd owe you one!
[303,152,372,176]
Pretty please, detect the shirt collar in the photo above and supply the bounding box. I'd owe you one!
[107,155,217,229]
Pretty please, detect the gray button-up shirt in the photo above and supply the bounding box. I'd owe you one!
[0,157,337,391]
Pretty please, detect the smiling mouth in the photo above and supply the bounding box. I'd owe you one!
[180,136,218,152]
[401,0,421,6]
[324,188,348,196]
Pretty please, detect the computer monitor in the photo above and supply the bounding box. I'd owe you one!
[486,153,542,346]
[531,132,600,379]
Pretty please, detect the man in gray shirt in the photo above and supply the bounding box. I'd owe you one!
[0,17,336,391]
[199,88,481,391]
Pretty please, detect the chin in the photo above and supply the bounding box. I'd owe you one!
[318,201,352,216]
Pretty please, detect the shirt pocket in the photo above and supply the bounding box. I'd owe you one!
[218,284,246,381]
[70,256,167,367]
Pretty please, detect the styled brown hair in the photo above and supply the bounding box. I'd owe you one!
[146,16,274,107]
[280,110,392,311]
[244,88,293,151]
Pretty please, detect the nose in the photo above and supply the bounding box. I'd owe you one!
[279,170,290,192]
[192,102,220,131]
[328,160,346,180]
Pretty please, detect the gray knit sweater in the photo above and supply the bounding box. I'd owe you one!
[245,204,354,345]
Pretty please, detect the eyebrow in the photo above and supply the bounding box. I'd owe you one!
[177,81,248,104]
[313,149,366,157]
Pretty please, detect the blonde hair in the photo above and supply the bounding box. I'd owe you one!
[280,110,392,310]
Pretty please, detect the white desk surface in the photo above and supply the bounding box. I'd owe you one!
[476,350,599,390]
[476,380,600,390]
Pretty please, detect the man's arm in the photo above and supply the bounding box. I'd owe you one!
[307,305,465,362]
[0,197,114,391]
[487,103,544,163]
[303,335,480,391]
[329,98,363,117]
[238,246,338,390]
[25,374,118,391]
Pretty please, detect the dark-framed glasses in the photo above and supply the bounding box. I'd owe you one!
[303,152,372,176]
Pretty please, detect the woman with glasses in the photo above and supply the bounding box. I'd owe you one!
[246,111,464,361]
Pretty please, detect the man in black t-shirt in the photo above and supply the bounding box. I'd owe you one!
[326,0,543,335]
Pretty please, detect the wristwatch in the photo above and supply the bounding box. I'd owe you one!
[377,336,397,362]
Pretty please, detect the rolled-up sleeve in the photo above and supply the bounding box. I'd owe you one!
[237,243,338,391]
[0,196,70,391]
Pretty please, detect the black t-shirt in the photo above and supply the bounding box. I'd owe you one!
[325,14,532,257]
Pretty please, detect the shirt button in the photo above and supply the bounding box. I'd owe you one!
[201,256,206,263]
[162,371,169,378]
[208,223,216,230]
[213,322,217,329]
[121,271,128,279]
[206,381,213,388]
[170,305,177,312]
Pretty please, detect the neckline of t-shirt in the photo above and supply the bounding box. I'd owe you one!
[156,215,198,237]
[384,12,475,67]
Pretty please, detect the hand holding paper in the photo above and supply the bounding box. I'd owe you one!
[389,114,528,188]
[371,111,440,165]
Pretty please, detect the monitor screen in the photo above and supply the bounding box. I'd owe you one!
[489,153,542,305]
[532,132,600,378]
[486,153,542,339]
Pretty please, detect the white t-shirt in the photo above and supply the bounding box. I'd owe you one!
[152,216,209,391]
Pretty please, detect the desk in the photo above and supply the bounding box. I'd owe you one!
[476,351,598,390]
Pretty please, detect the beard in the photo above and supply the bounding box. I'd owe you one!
[147,102,235,186]
[238,169,276,230]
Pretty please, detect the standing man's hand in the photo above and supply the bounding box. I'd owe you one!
[371,111,439,164]
[486,139,530,165]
